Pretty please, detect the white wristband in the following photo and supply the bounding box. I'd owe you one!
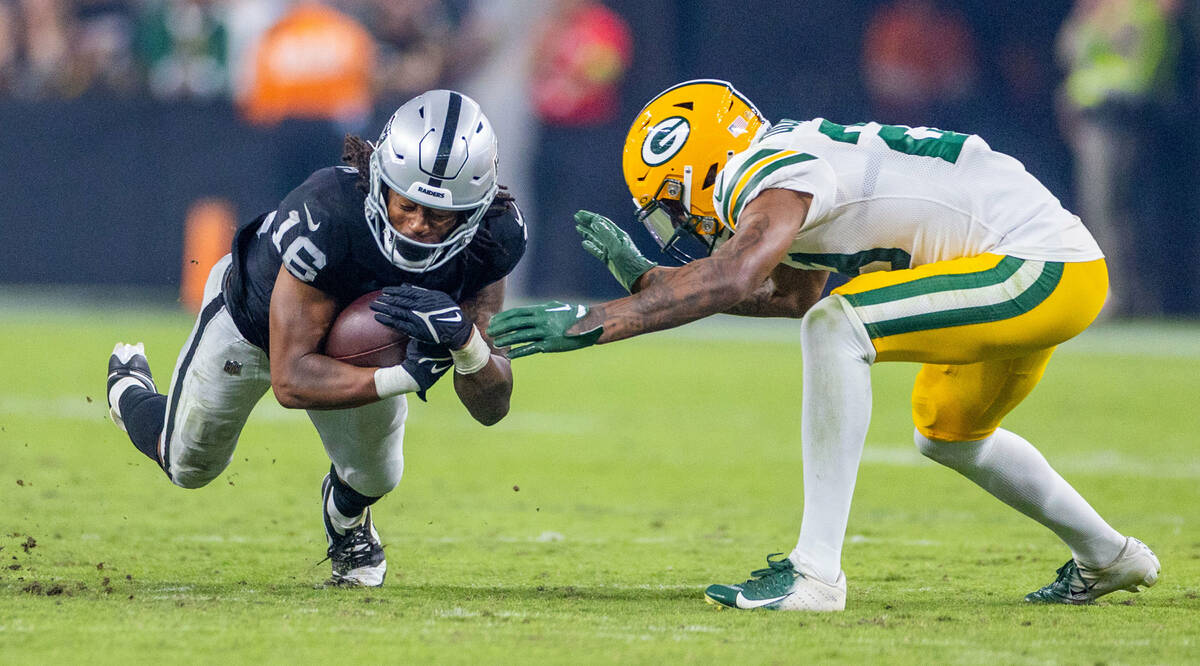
[451,326,492,375]
[374,364,419,398]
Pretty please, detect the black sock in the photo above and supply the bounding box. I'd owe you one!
[329,464,381,518]
[119,386,166,465]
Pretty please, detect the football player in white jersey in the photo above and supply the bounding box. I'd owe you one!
[487,79,1159,610]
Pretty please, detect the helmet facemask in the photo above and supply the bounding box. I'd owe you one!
[364,90,499,273]
[635,174,728,264]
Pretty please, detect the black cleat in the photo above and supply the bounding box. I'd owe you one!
[321,474,387,587]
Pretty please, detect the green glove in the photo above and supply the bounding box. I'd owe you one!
[575,210,657,292]
[486,301,603,359]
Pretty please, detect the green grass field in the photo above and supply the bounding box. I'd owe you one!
[2,299,1198,664]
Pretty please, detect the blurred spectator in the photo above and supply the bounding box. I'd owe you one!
[238,0,375,198]
[224,0,285,104]
[70,0,138,96]
[524,0,633,298]
[0,1,17,91]
[135,0,231,100]
[239,0,374,127]
[1057,0,1182,317]
[531,0,632,127]
[364,0,457,107]
[862,0,978,124]
[452,0,543,297]
[14,0,73,98]
[0,0,138,99]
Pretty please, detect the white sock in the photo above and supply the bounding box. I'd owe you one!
[915,428,1126,568]
[108,376,144,418]
[325,493,364,535]
[789,296,876,584]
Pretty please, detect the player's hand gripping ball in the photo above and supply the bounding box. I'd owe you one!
[326,289,454,399]
[370,285,474,349]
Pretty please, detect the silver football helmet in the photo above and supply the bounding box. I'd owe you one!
[366,90,500,272]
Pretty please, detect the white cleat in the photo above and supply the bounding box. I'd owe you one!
[705,553,846,611]
[1026,537,1160,604]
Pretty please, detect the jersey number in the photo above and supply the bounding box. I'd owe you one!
[817,120,968,164]
[272,210,327,283]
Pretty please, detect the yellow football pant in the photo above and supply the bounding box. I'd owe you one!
[834,255,1108,442]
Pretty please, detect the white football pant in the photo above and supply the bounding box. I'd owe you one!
[160,253,407,498]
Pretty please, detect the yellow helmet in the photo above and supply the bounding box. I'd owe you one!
[622,79,767,262]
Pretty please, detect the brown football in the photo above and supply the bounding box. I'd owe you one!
[324,290,408,367]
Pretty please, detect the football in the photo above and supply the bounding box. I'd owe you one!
[324,290,408,367]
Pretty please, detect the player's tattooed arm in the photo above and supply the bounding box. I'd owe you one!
[578,189,814,343]
[724,264,829,318]
[633,262,825,318]
[269,267,381,410]
[454,278,514,425]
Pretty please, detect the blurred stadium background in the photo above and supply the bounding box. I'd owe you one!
[1,0,1197,317]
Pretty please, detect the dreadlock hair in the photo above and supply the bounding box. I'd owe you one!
[343,134,518,266]
[342,134,374,194]
[464,185,516,266]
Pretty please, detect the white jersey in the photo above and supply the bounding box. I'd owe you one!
[712,118,1102,275]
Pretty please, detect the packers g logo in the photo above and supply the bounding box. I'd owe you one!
[641,116,690,166]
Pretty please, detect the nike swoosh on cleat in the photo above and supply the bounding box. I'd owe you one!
[545,305,572,312]
[734,592,790,609]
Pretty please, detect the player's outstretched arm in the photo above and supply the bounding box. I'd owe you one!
[588,189,814,341]
[573,208,826,316]
[269,267,383,410]
[489,189,813,356]
[722,264,829,317]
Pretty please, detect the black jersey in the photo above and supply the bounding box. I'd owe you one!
[224,166,527,352]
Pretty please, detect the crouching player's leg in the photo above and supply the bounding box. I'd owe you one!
[705,290,874,612]
[705,255,1157,611]
[861,254,1157,604]
[308,396,407,587]
[107,254,272,488]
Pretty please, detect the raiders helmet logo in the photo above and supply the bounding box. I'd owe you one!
[641,116,690,167]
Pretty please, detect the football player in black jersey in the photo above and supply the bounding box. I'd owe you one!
[105,90,527,587]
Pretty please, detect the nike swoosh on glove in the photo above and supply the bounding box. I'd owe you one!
[371,285,474,349]
[400,338,453,401]
[486,301,602,359]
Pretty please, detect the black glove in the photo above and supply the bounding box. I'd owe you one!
[400,338,452,402]
[371,285,474,349]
